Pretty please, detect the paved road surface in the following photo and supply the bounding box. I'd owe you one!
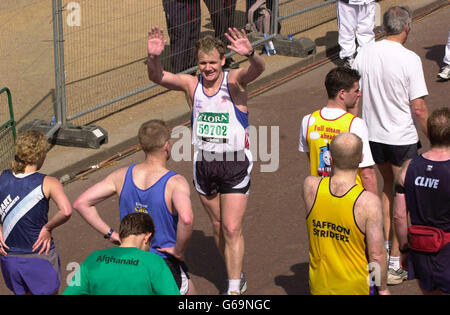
[0,4,448,296]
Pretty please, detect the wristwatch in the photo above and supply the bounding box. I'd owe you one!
[245,49,255,58]
[104,228,114,239]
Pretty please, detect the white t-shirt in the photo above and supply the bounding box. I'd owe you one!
[298,107,375,168]
[353,40,428,145]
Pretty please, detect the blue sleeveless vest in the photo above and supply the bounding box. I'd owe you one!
[0,170,53,254]
[119,165,178,258]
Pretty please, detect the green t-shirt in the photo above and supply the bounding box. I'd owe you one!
[63,247,180,295]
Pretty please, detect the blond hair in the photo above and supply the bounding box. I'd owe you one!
[11,130,49,174]
[195,35,226,58]
[428,107,450,147]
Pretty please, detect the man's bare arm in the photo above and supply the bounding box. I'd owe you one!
[360,166,379,195]
[234,51,265,87]
[303,176,321,217]
[72,170,125,244]
[146,26,195,93]
[361,192,390,294]
[225,28,265,86]
[159,175,194,261]
[411,97,429,137]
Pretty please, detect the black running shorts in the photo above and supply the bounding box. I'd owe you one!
[193,149,253,196]
[164,256,190,295]
[369,141,421,167]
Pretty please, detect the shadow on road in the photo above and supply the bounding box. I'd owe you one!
[315,31,340,66]
[185,230,228,293]
[424,44,446,68]
[274,262,310,295]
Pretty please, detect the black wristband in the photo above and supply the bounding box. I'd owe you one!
[399,245,409,254]
[245,49,255,58]
[104,228,114,239]
[394,183,405,194]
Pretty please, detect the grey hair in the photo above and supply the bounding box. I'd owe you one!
[383,6,412,36]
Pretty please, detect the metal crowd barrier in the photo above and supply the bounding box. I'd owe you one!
[55,0,338,129]
[0,87,16,171]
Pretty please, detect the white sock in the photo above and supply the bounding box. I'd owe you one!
[227,279,241,294]
[389,256,400,270]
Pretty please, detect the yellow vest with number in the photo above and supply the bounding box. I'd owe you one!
[306,177,372,295]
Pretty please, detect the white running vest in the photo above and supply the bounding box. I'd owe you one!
[192,71,250,153]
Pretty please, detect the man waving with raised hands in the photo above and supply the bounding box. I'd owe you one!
[147,25,265,295]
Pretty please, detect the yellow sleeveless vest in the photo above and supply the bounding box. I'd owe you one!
[306,109,362,185]
[306,177,371,295]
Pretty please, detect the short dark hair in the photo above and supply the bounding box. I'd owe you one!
[119,213,155,241]
[427,107,450,147]
[138,119,170,154]
[325,67,361,99]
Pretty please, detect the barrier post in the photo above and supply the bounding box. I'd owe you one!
[0,87,16,171]
[0,87,16,141]
[272,0,280,35]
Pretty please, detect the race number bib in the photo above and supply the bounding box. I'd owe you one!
[196,112,229,141]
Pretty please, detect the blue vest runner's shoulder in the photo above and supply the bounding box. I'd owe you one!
[118,165,178,259]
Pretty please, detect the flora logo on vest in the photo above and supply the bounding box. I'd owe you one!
[197,112,230,124]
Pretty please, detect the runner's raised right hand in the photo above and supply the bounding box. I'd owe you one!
[147,26,167,57]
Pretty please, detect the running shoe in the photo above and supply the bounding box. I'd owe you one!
[342,56,355,69]
[387,268,408,285]
[224,272,248,295]
[437,65,450,80]
[239,272,248,294]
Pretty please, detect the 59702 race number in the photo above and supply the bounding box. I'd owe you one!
[197,123,228,138]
